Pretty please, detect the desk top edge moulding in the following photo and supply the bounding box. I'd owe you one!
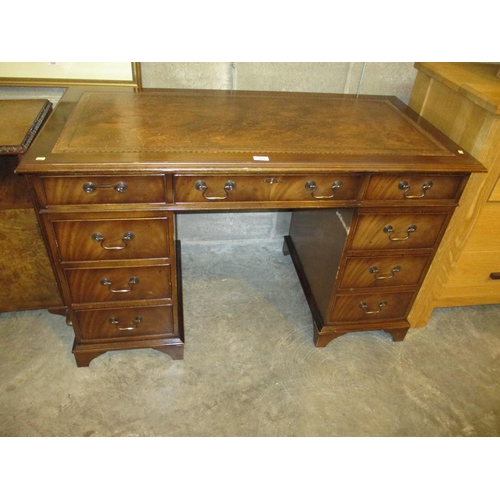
[16,86,486,367]
[18,87,483,173]
[0,99,52,155]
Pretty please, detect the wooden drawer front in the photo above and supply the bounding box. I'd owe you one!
[66,264,171,304]
[40,175,167,206]
[364,174,465,201]
[339,255,429,289]
[350,213,448,250]
[329,291,414,323]
[53,217,171,262]
[174,174,362,203]
[75,305,174,341]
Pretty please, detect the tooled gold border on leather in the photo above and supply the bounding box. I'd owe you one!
[52,92,454,157]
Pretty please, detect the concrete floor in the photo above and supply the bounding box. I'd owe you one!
[1,240,499,437]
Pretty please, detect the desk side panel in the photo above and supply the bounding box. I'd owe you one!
[288,209,351,321]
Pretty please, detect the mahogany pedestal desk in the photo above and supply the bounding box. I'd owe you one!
[0,99,62,312]
[16,87,485,367]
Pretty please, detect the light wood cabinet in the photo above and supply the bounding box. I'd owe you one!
[408,63,500,325]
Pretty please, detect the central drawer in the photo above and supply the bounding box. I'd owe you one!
[174,174,362,203]
[52,216,171,262]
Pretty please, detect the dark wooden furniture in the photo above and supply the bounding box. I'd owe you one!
[0,99,62,312]
[16,87,485,366]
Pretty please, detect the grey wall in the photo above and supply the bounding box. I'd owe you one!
[140,62,417,103]
[140,62,417,244]
[1,62,418,245]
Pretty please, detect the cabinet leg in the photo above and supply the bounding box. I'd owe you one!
[384,327,409,342]
[153,345,184,360]
[72,343,184,367]
[73,351,101,367]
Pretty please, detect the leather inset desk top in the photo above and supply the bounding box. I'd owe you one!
[53,92,451,157]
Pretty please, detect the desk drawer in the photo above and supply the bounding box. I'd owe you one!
[364,174,465,202]
[75,305,174,341]
[329,291,414,323]
[174,174,362,203]
[66,264,172,304]
[40,175,168,206]
[52,217,171,262]
[339,255,429,289]
[350,212,448,250]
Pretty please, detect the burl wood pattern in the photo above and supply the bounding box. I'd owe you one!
[0,209,61,311]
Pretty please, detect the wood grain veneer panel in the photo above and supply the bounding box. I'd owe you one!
[0,208,62,311]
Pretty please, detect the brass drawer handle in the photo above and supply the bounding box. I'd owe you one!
[359,300,388,315]
[195,180,236,200]
[100,276,140,293]
[383,224,417,241]
[91,231,134,250]
[369,265,401,280]
[398,180,433,199]
[305,180,343,199]
[108,316,142,331]
[83,181,128,193]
